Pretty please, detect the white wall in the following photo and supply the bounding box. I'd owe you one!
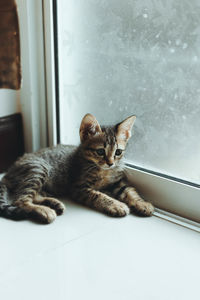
[0,0,48,153]
[0,89,20,118]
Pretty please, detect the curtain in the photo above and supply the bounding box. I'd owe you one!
[0,0,21,90]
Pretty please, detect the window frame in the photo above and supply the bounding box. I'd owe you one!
[16,0,48,152]
[126,165,200,224]
[43,0,59,147]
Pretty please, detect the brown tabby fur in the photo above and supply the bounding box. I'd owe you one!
[0,114,154,223]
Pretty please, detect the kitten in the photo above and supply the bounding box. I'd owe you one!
[0,114,154,224]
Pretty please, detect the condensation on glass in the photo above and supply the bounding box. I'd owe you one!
[57,0,200,184]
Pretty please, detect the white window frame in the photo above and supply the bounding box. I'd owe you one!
[16,0,200,229]
[126,166,200,226]
[16,0,48,152]
[42,0,58,147]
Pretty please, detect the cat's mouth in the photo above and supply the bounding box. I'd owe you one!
[101,165,115,170]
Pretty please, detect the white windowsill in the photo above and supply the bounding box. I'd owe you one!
[0,194,199,300]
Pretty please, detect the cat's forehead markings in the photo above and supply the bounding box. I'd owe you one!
[103,127,116,146]
[91,144,105,149]
[87,138,105,149]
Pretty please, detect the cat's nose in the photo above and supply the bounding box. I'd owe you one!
[107,162,113,167]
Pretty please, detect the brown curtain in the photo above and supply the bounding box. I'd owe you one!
[0,0,21,90]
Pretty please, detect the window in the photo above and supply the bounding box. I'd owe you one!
[56,0,200,186]
[18,0,199,224]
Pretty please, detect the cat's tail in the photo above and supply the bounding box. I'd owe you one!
[0,181,27,220]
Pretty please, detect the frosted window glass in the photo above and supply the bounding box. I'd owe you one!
[57,0,200,184]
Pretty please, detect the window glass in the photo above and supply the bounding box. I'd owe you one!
[57,0,200,184]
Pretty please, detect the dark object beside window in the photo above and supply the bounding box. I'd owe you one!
[0,113,24,173]
[0,0,21,90]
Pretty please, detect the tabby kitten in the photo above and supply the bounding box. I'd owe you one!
[0,114,154,224]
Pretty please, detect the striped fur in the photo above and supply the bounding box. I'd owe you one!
[0,114,154,223]
[108,180,154,216]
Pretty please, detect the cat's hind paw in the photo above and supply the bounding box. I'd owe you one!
[38,197,66,216]
[29,206,57,224]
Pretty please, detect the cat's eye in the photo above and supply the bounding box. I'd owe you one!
[96,148,105,156]
[115,149,123,156]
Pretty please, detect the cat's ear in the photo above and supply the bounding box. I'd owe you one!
[80,113,102,142]
[116,115,136,144]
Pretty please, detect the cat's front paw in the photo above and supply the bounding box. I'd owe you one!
[106,201,130,217]
[131,201,154,217]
